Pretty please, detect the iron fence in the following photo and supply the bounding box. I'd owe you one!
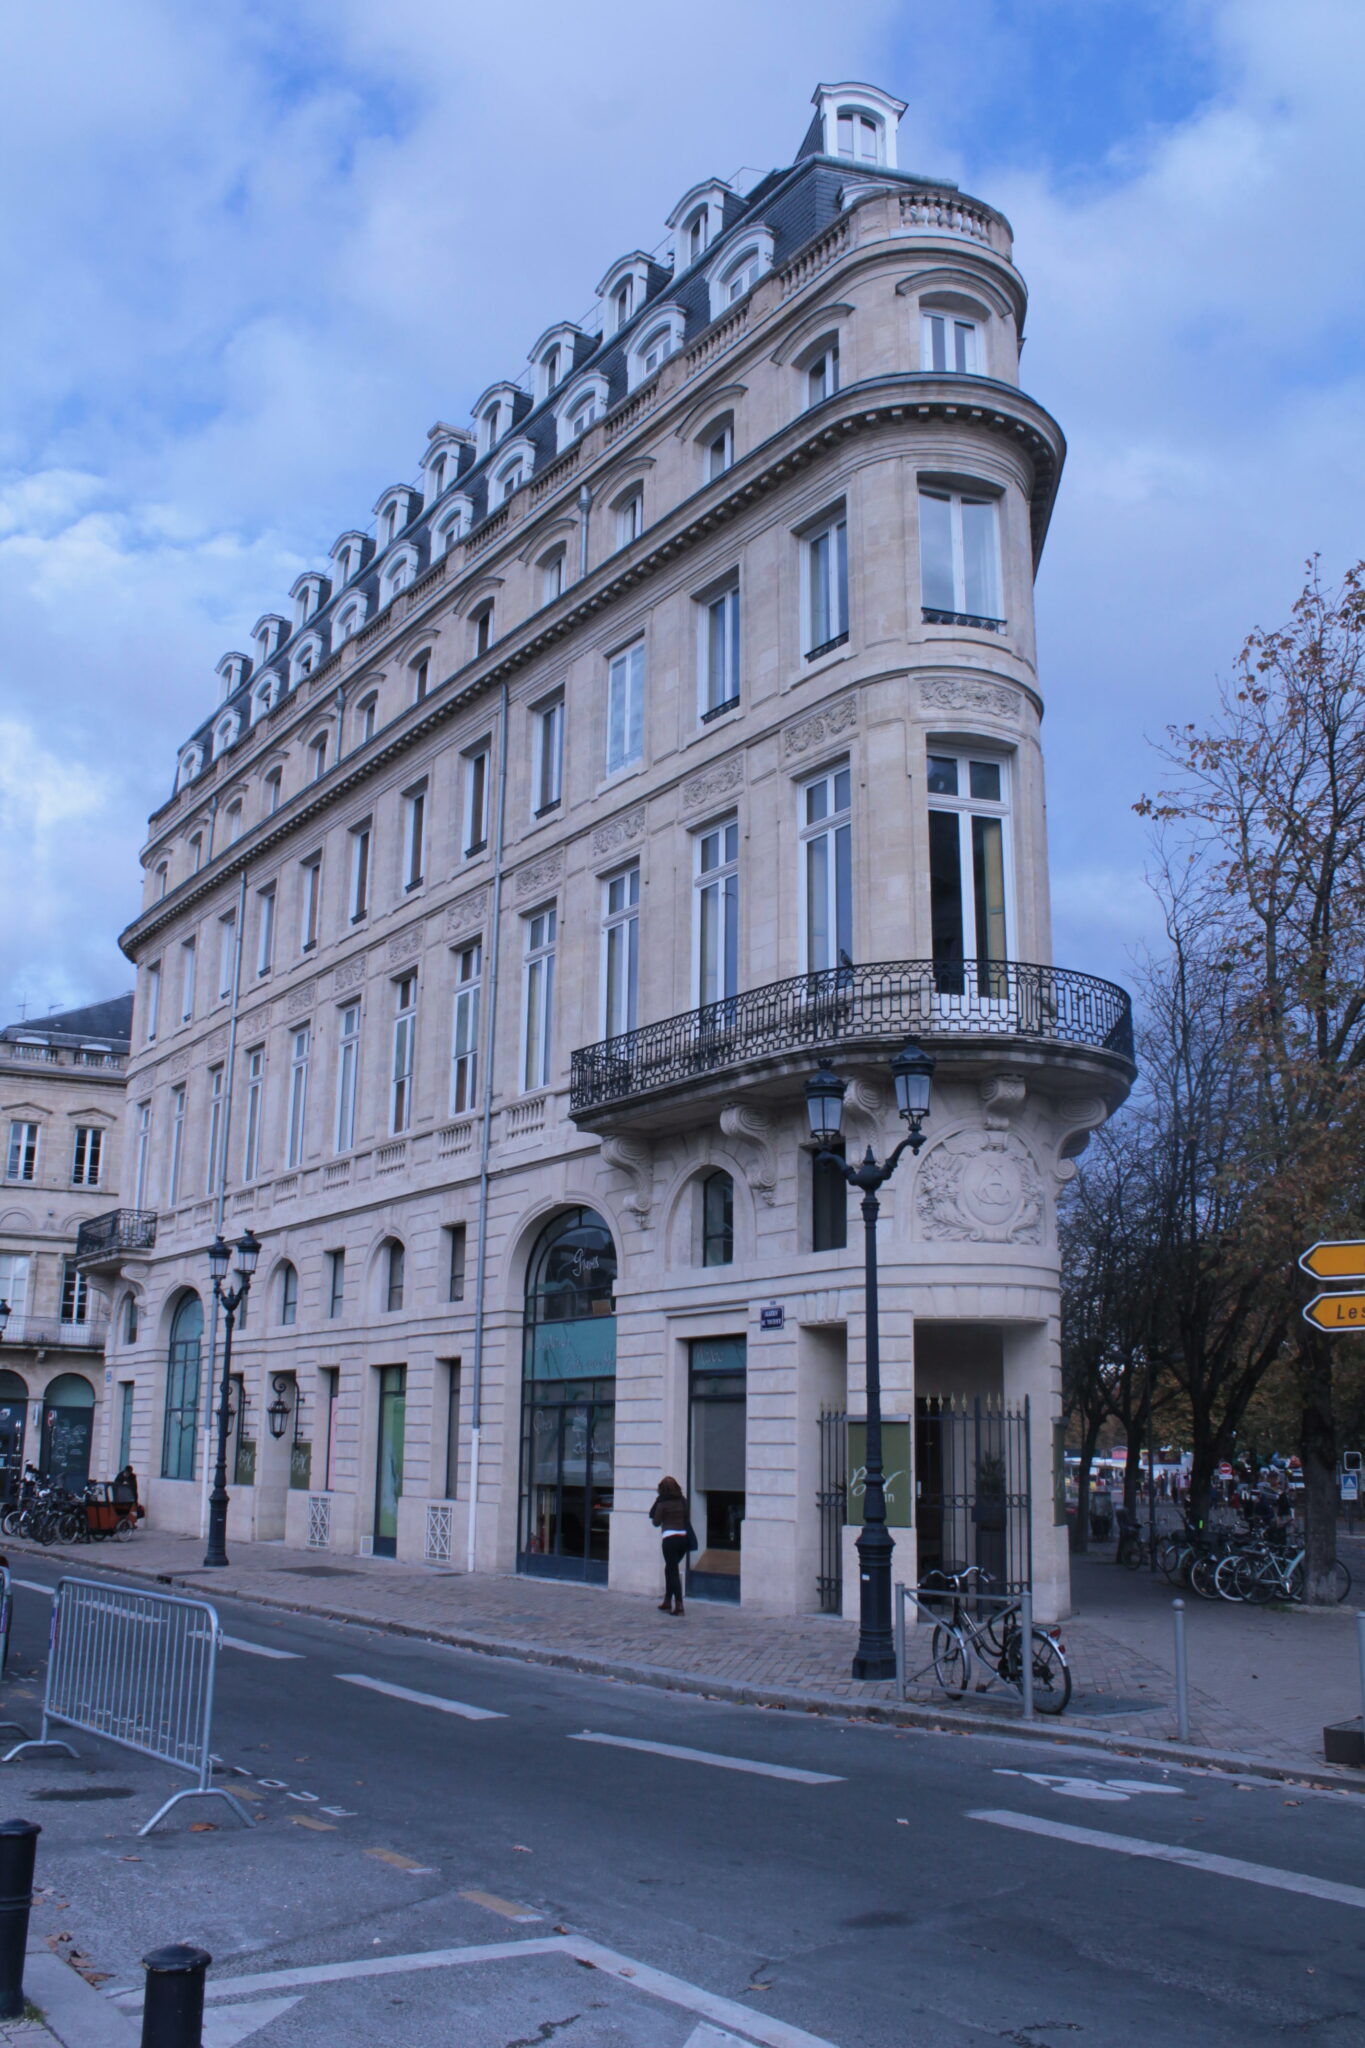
[74,1209,158,1263]
[916,1396,1032,1595]
[816,1408,847,1614]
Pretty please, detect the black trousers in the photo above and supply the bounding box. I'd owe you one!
[661,1534,688,1601]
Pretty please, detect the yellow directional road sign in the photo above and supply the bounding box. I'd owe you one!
[1299,1240,1365,1281]
[1303,1292,1365,1331]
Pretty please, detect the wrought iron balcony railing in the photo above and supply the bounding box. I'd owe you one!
[570,958,1133,1118]
[75,1209,158,1263]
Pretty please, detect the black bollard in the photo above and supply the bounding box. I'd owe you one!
[140,1943,211,2048]
[0,1819,40,2020]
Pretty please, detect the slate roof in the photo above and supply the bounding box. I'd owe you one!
[1,993,135,1049]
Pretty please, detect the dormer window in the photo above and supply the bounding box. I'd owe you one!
[597,254,654,337]
[334,596,367,644]
[374,487,416,548]
[475,385,523,457]
[666,180,734,275]
[614,280,633,328]
[291,636,323,686]
[705,228,776,322]
[253,615,288,664]
[177,749,203,792]
[433,498,472,557]
[381,548,419,605]
[726,249,762,303]
[493,440,534,507]
[810,82,905,169]
[331,533,368,586]
[292,575,326,626]
[838,110,881,162]
[422,425,472,504]
[251,674,279,723]
[530,323,589,404]
[216,652,249,698]
[543,346,560,390]
[213,712,239,758]
[627,307,685,392]
[555,374,609,453]
[687,211,708,262]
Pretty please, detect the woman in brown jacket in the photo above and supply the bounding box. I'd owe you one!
[649,1475,689,1616]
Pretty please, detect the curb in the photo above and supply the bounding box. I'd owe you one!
[8,1542,1363,1796]
[22,1951,138,2048]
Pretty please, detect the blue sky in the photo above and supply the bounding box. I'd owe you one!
[2,0,1363,1021]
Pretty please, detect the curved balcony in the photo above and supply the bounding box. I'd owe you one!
[570,959,1133,1126]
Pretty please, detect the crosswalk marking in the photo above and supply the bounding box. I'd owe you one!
[222,1635,302,1660]
[568,1730,843,1785]
[335,1673,504,1720]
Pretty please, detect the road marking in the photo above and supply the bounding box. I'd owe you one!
[202,1996,303,2046]
[335,1673,505,1720]
[568,1730,842,1785]
[289,1815,335,1832]
[685,2027,755,2048]
[993,1769,1186,1804]
[458,1889,543,1924]
[969,1810,1365,1910]
[365,1848,435,1873]
[222,1635,302,1660]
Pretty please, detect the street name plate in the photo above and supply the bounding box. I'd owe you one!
[1298,1239,1365,1280]
[1303,1291,1365,1330]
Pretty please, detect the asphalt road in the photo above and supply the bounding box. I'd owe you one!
[1,1565,1361,2048]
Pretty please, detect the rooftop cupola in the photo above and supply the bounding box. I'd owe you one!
[805,81,906,169]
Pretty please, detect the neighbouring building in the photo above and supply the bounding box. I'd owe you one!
[85,84,1133,1619]
[1,995,134,1495]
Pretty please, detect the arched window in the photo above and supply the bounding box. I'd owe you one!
[383,1239,405,1313]
[471,602,495,658]
[539,547,566,605]
[355,693,378,746]
[278,1261,298,1326]
[701,1170,734,1266]
[162,1293,203,1480]
[122,1293,139,1344]
[836,106,884,163]
[381,549,418,605]
[334,598,367,644]
[213,713,239,758]
[433,500,471,557]
[177,748,203,789]
[251,675,279,723]
[520,1209,618,1581]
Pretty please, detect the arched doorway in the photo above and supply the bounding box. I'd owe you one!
[39,1373,95,1491]
[519,1209,617,1583]
[0,1371,27,1502]
[162,1293,203,1482]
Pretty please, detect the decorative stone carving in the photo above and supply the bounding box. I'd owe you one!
[445,888,490,938]
[202,1026,228,1059]
[920,677,1019,720]
[387,923,424,963]
[680,757,743,813]
[719,1102,777,1206]
[916,1130,1044,1243]
[592,808,646,857]
[515,850,564,899]
[276,982,314,1023]
[335,954,367,992]
[781,694,857,760]
[600,1132,653,1223]
[1053,1095,1111,1183]
[168,1048,192,1078]
[979,1074,1027,1129]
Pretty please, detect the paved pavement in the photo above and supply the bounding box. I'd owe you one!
[4,1526,1362,1781]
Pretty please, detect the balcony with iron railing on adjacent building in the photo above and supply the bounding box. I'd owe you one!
[1,1314,112,1353]
[74,1209,158,1271]
[570,957,1134,1131]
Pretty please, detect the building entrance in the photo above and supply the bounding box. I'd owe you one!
[688,1336,746,1603]
[373,1365,406,1558]
[0,1373,26,1502]
[519,1210,617,1584]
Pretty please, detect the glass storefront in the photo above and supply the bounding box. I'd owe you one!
[688,1336,746,1603]
[519,1209,616,1583]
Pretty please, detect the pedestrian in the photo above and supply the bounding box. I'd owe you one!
[649,1475,691,1617]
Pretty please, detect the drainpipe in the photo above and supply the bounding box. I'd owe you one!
[332,684,346,762]
[466,680,511,1574]
[577,484,592,582]
[199,866,248,1540]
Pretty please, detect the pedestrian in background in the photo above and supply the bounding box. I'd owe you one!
[650,1475,690,1617]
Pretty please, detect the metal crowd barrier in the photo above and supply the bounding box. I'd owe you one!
[1,1577,251,1836]
[0,1563,11,1682]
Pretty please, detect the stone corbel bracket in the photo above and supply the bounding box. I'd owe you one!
[599,1132,654,1223]
[719,1103,777,1206]
[1051,1095,1110,1183]
[979,1074,1027,1130]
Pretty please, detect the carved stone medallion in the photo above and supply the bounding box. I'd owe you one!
[916,1130,1044,1243]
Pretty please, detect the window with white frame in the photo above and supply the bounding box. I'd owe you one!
[6,1121,38,1183]
[629,312,684,389]
[0,1254,29,1328]
[205,1064,225,1194]
[602,865,640,1038]
[532,695,564,814]
[708,231,775,317]
[242,1049,263,1181]
[61,1259,89,1327]
[286,1025,310,1168]
[256,885,276,977]
[918,487,1002,625]
[133,1101,152,1207]
[702,418,733,480]
[606,641,645,774]
[334,599,365,643]
[189,833,204,872]
[309,732,329,782]
[335,1002,361,1152]
[144,961,161,1042]
[927,750,1010,993]
[327,1250,346,1318]
[300,854,322,951]
[450,939,481,1114]
[251,677,277,724]
[155,862,168,900]
[433,503,469,556]
[806,341,840,406]
[799,764,853,972]
[685,207,709,263]
[698,579,740,719]
[217,911,237,998]
[493,456,525,506]
[71,1125,103,1187]
[279,1262,298,1325]
[463,743,490,855]
[411,653,430,703]
[403,783,426,890]
[614,488,643,549]
[291,638,320,685]
[214,712,239,757]
[803,509,849,656]
[168,1084,186,1202]
[539,548,565,605]
[521,906,556,1092]
[349,820,371,922]
[560,381,603,447]
[264,770,282,816]
[472,602,494,657]
[381,550,416,604]
[695,817,739,1007]
[179,937,197,1022]
[539,343,562,395]
[611,278,634,330]
[391,973,417,1133]
[921,310,980,375]
[836,107,883,162]
[225,799,244,843]
[355,694,377,748]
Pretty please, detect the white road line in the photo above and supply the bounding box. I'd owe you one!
[969,1809,1365,1911]
[222,1635,302,1660]
[335,1673,505,1721]
[568,1730,843,1785]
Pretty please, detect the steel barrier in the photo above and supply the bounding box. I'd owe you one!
[0,1564,11,1682]
[0,1578,251,1835]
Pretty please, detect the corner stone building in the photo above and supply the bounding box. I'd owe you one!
[87,85,1133,1621]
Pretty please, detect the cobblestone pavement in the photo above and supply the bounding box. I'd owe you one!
[5,1527,1362,1779]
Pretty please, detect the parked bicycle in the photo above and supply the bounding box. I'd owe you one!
[921,1567,1072,1715]
[1213,1539,1350,1605]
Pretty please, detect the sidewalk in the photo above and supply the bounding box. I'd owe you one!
[5,1528,1363,1786]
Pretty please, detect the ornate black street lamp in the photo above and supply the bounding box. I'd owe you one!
[204,1229,261,1568]
[0,1299,10,1343]
[806,1040,935,1679]
[267,1375,292,1442]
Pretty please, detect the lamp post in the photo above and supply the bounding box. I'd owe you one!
[806,1040,934,1680]
[204,1229,260,1568]
[267,1376,292,1442]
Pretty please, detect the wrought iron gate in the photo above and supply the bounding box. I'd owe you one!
[817,1407,847,1613]
[915,1395,1032,1594]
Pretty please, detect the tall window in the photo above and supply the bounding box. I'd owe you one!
[706,423,734,480]
[300,856,322,951]
[225,800,244,843]
[602,865,640,1037]
[71,1125,103,1187]
[446,1223,467,1302]
[799,765,853,971]
[264,770,282,816]
[541,549,566,604]
[701,1170,734,1266]
[310,733,329,782]
[161,1294,203,1482]
[279,1262,298,1326]
[133,1102,151,1207]
[922,311,979,374]
[217,911,237,999]
[606,642,645,774]
[6,1122,37,1183]
[168,1084,186,1202]
[804,511,849,657]
[385,1239,405,1313]
[533,696,564,814]
[403,784,426,890]
[463,745,490,855]
[522,906,556,1091]
[473,604,494,657]
[242,1048,264,1181]
[155,862,168,900]
[335,1002,361,1152]
[205,1065,225,1194]
[391,975,417,1133]
[919,489,1002,625]
[451,940,481,1114]
[807,344,839,405]
[256,886,276,976]
[837,109,881,161]
[927,752,1009,994]
[695,818,740,1007]
[179,937,197,1021]
[615,490,643,548]
[412,655,430,703]
[286,1025,310,1168]
[189,833,204,872]
[144,961,161,1042]
[699,582,741,719]
[326,1250,346,1318]
[356,695,377,747]
[349,822,371,922]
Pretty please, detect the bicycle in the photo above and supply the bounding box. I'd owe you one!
[923,1568,1072,1716]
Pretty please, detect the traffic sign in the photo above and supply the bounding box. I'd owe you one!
[1299,1239,1365,1281]
[1303,1291,1365,1331]
[1341,1471,1360,1502]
